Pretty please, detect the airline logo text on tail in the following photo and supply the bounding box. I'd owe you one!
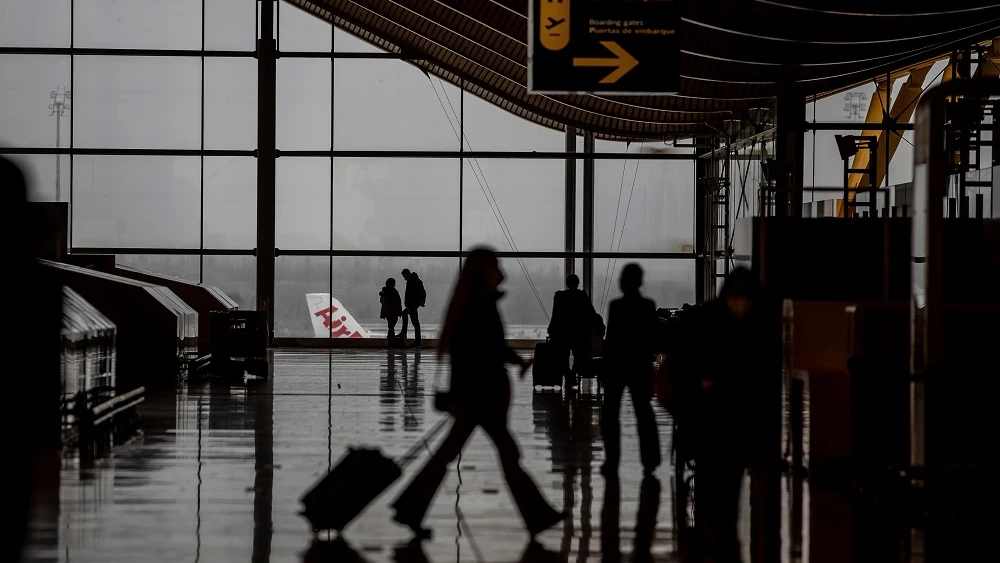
[305,293,370,339]
[314,305,363,338]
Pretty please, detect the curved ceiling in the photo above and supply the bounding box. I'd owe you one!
[286,0,1000,139]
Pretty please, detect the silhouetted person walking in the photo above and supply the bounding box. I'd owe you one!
[399,268,425,348]
[390,247,564,539]
[380,277,403,340]
[548,274,598,377]
[682,268,779,563]
[600,263,661,477]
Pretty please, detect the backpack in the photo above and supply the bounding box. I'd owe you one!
[414,279,427,307]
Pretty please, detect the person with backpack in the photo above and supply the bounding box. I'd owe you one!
[399,268,426,348]
[379,277,403,344]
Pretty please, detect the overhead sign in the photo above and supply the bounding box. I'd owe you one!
[528,0,680,95]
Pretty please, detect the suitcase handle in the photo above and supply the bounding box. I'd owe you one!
[396,415,450,469]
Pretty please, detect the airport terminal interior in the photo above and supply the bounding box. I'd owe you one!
[3,1,1000,562]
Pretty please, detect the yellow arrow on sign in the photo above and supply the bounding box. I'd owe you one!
[572,41,639,84]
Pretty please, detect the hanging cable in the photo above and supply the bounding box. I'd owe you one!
[601,144,642,314]
[425,74,549,320]
[598,143,631,311]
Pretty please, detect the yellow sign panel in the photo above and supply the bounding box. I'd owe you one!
[572,41,638,84]
[539,0,570,51]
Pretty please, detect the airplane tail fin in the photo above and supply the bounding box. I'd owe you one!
[305,293,370,338]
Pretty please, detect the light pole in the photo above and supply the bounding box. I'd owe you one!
[49,87,72,200]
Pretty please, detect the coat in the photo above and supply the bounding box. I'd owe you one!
[379,286,402,320]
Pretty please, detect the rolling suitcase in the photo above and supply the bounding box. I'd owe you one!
[300,416,449,533]
[532,339,562,387]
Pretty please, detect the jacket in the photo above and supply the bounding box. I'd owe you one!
[548,288,598,341]
[404,274,426,309]
[603,292,658,369]
[447,291,522,405]
[379,286,402,319]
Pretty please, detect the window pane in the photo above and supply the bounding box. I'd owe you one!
[115,254,201,282]
[335,27,383,53]
[74,0,201,50]
[8,154,71,202]
[205,0,256,51]
[463,92,565,153]
[275,256,330,337]
[73,155,200,248]
[277,59,331,150]
[594,148,695,253]
[204,58,257,150]
[203,255,256,310]
[0,0,71,48]
[279,1,331,52]
[593,259,696,315]
[496,258,564,339]
[330,257,459,339]
[334,62,460,151]
[204,157,256,249]
[0,55,71,148]
[462,159,564,252]
[74,56,201,149]
[333,158,458,251]
[276,157,330,250]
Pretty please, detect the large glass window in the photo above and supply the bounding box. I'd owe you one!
[74,56,201,149]
[0,55,71,148]
[74,0,202,50]
[332,158,459,250]
[0,3,699,338]
[462,158,565,252]
[73,155,201,249]
[334,63,461,151]
[1,1,71,48]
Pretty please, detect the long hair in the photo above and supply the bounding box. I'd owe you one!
[438,247,498,356]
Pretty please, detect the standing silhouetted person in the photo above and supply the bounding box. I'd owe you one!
[380,277,403,340]
[399,268,425,348]
[390,247,564,539]
[2,156,62,561]
[683,267,779,563]
[548,274,598,378]
[600,263,661,477]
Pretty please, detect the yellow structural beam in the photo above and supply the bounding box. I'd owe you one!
[837,63,934,217]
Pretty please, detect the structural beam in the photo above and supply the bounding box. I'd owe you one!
[257,0,277,340]
[565,127,577,279]
[775,91,806,217]
[582,132,595,299]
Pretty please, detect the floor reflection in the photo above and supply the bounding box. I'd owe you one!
[22,350,791,563]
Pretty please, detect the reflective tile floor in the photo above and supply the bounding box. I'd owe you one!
[22,350,770,563]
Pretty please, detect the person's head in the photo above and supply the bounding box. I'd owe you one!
[385,277,395,288]
[565,274,580,289]
[439,247,503,354]
[718,267,761,320]
[619,263,644,294]
[401,268,411,280]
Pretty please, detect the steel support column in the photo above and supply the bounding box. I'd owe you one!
[776,92,806,217]
[257,0,277,340]
[694,138,711,303]
[582,131,595,298]
[565,127,577,279]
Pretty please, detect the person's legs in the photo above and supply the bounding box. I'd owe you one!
[695,454,746,563]
[553,339,571,377]
[410,307,421,344]
[571,339,590,377]
[391,415,476,530]
[387,316,398,339]
[628,376,662,473]
[600,380,625,474]
[480,412,561,535]
[399,308,410,340]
